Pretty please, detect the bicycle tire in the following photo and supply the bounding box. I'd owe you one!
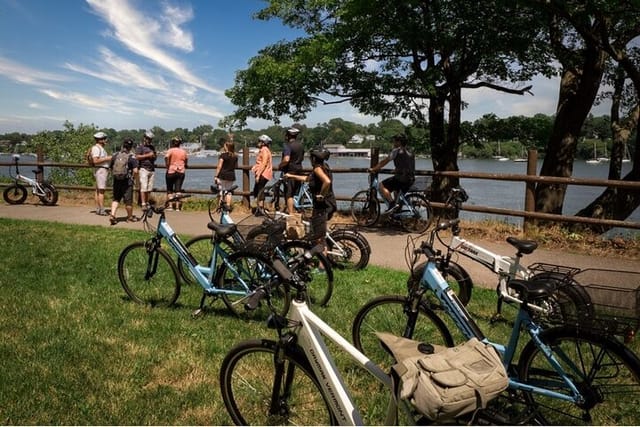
[528,272,594,324]
[326,229,371,270]
[408,260,473,306]
[3,184,27,204]
[220,338,335,425]
[518,326,640,425]
[37,182,58,206]
[352,294,454,372]
[177,234,237,285]
[217,251,290,319]
[117,242,181,307]
[350,189,380,227]
[399,192,433,234]
[279,240,334,307]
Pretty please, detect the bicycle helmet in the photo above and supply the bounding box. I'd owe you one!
[258,134,272,145]
[123,138,134,149]
[93,131,107,140]
[310,147,330,162]
[144,130,154,139]
[285,127,300,137]
[170,136,182,147]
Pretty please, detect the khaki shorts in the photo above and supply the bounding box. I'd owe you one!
[138,168,155,192]
[94,167,109,190]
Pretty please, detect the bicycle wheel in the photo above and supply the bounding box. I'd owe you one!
[399,192,433,234]
[279,240,334,307]
[409,260,473,306]
[352,294,454,372]
[528,272,593,325]
[38,182,58,206]
[518,326,640,425]
[258,180,285,213]
[350,190,380,227]
[177,234,236,285]
[326,230,370,270]
[220,338,335,425]
[117,242,181,307]
[3,184,27,204]
[217,251,290,319]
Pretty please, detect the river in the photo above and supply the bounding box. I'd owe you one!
[2,153,638,235]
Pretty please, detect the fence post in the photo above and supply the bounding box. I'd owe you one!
[523,149,538,233]
[369,147,380,168]
[36,146,44,182]
[242,146,250,208]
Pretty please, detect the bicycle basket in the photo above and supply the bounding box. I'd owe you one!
[555,268,640,338]
[244,217,287,253]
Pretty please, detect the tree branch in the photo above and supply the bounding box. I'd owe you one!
[462,82,534,95]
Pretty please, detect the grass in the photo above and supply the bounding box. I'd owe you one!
[2,217,639,424]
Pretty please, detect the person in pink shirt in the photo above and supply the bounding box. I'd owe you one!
[164,136,188,211]
[251,134,273,216]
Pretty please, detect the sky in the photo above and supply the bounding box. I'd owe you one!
[0,0,611,135]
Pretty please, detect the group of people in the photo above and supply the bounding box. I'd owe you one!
[90,126,416,248]
[90,130,188,225]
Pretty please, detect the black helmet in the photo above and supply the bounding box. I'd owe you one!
[310,147,330,162]
[123,138,134,150]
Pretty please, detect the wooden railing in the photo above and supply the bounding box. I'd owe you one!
[2,148,639,231]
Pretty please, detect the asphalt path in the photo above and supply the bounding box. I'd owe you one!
[1,202,638,289]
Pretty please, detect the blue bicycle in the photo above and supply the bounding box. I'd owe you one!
[350,172,432,233]
[352,218,640,424]
[117,194,290,319]
[257,174,313,217]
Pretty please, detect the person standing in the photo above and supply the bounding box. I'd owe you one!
[285,147,336,248]
[214,137,238,208]
[164,136,189,211]
[369,133,415,213]
[278,127,305,213]
[109,138,139,225]
[135,130,157,211]
[251,134,273,216]
[90,131,112,216]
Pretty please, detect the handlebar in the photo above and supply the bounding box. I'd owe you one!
[146,193,192,215]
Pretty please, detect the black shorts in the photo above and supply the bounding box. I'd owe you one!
[382,175,414,193]
[113,180,134,204]
[285,173,304,199]
[166,172,185,193]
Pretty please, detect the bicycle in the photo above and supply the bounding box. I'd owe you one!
[412,187,590,317]
[350,172,432,233]
[257,174,314,218]
[176,186,334,307]
[3,154,58,206]
[117,193,290,319]
[219,248,423,425]
[351,220,640,424]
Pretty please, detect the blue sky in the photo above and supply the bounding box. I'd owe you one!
[0,0,609,134]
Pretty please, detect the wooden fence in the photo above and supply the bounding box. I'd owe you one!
[2,148,639,231]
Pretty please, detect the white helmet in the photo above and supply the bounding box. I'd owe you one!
[258,134,272,144]
[93,131,107,139]
[286,127,300,136]
[144,130,154,139]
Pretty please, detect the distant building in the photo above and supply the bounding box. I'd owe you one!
[324,144,370,158]
[349,134,376,145]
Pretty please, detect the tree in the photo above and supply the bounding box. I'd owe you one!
[223,0,543,199]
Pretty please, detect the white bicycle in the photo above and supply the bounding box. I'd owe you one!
[3,154,58,206]
[219,246,411,425]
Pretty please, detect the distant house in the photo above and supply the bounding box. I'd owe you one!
[324,144,370,158]
[349,134,376,145]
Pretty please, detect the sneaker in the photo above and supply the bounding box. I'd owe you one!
[141,203,148,211]
[97,208,109,216]
[109,215,118,225]
[166,207,174,211]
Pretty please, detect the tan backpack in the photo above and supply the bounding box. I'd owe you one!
[376,333,508,422]
[86,145,97,166]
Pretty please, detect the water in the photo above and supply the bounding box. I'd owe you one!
[2,153,638,234]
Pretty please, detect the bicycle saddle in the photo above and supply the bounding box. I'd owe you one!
[207,222,237,238]
[507,279,554,302]
[506,237,538,255]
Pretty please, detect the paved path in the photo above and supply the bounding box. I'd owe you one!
[1,202,638,289]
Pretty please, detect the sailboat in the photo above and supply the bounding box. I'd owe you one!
[596,143,609,162]
[622,144,631,163]
[492,141,509,161]
[513,145,527,162]
[586,141,600,164]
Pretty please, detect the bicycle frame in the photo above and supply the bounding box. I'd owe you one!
[152,207,250,298]
[367,173,421,218]
[11,158,48,197]
[419,250,585,405]
[285,298,399,425]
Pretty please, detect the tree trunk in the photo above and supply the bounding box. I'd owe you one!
[534,46,607,215]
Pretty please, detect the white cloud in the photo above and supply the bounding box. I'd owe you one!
[86,0,222,95]
[0,56,68,86]
[65,47,169,91]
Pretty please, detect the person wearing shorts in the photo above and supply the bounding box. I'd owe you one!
[369,133,415,213]
[214,137,238,208]
[135,130,157,210]
[251,134,273,216]
[164,136,188,211]
[109,138,138,225]
[91,131,112,216]
[278,127,305,214]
